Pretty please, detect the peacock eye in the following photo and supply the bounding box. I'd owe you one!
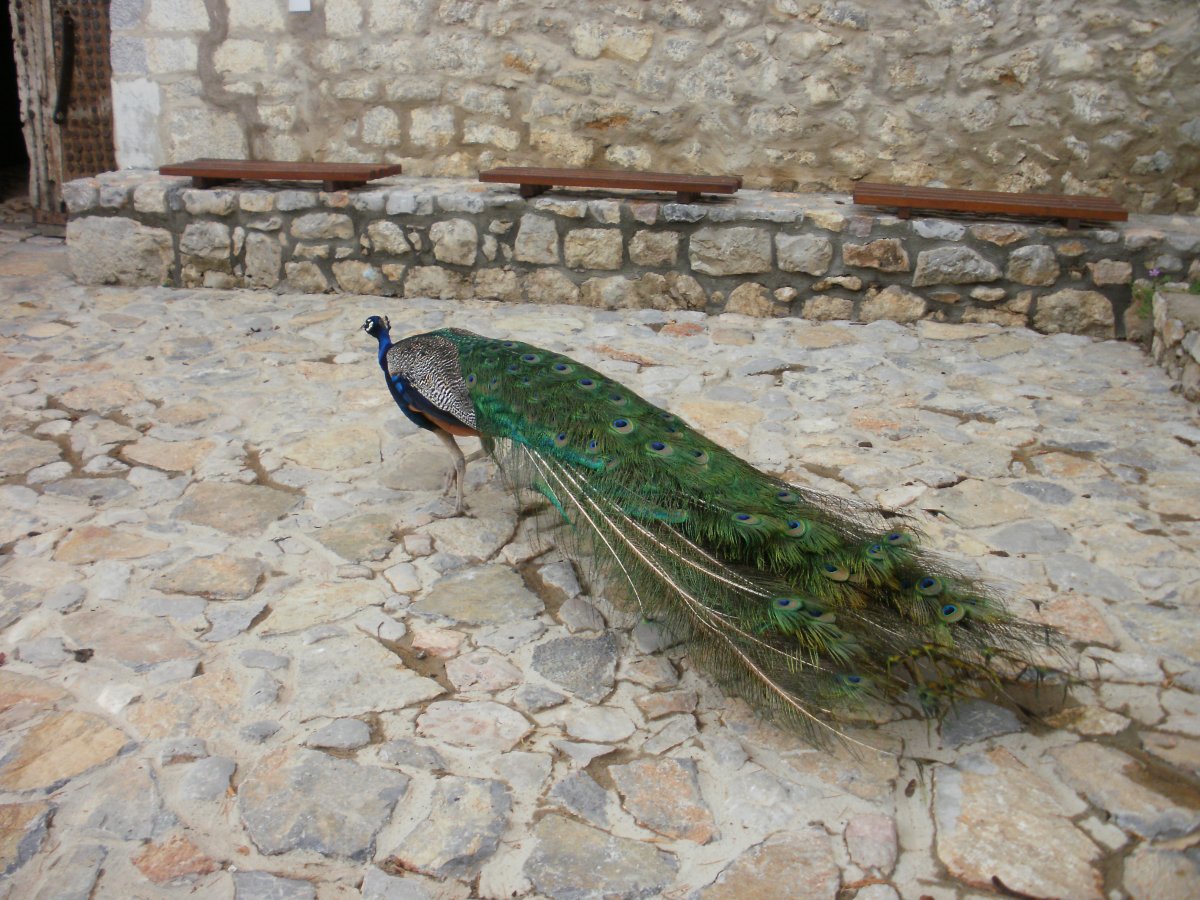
[917,576,943,596]
[577,378,597,390]
[821,563,850,582]
[466,374,476,385]
[785,520,810,538]
[552,363,573,374]
[646,440,673,456]
[610,417,635,435]
[521,353,540,363]
[688,449,709,465]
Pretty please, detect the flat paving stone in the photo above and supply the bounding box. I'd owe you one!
[386,776,510,878]
[3,238,1200,898]
[530,631,619,702]
[524,813,678,899]
[936,748,1103,898]
[701,829,840,900]
[239,747,409,861]
[0,711,128,792]
[411,564,543,625]
[174,482,298,535]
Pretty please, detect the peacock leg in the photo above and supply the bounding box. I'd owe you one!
[433,429,468,516]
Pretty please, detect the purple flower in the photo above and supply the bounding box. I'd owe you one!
[1148,267,1163,278]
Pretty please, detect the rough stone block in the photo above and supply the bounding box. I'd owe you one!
[860,285,927,323]
[843,238,910,272]
[180,222,231,262]
[522,269,579,304]
[474,268,522,301]
[430,219,478,266]
[333,261,386,295]
[366,221,412,255]
[804,295,855,320]
[580,276,635,308]
[182,190,236,216]
[1089,259,1133,285]
[284,261,329,293]
[243,232,281,288]
[1033,289,1115,337]
[67,217,174,286]
[1006,245,1060,286]
[913,246,1001,286]
[629,230,679,267]
[291,213,354,241]
[530,130,595,167]
[777,233,833,275]
[565,229,623,270]
[725,282,780,317]
[62,180,99,214]
[405,266,469,299]
[514,214,559,264]
[689,226,772,276]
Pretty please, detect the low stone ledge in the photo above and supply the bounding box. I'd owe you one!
[64,169,1200,339]
[1152,288,1200,402]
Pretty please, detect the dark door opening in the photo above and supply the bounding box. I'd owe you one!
[2,4,32,221]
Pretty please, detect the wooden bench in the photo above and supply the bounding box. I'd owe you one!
[158,159,403,191]
[479,166,742,203]
[852,181,1127,227]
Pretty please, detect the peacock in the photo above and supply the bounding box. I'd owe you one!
[363,316,1057,744]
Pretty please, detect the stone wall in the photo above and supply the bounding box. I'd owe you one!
[64,170,1200,339]
[1153,289,1200,402]
[106,0,1200,214]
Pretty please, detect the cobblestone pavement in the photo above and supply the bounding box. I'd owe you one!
[1,234,1199,899]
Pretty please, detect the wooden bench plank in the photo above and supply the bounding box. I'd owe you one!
[479,166,742,202]
[853,181,1127,225]
[159,158,403,191]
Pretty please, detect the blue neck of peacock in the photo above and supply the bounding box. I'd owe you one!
[375,328,392,369]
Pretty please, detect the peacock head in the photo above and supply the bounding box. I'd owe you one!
[362,315,390,338]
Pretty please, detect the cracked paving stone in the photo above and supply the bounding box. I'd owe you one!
[0,801,52,877]
[387,776,510,878]
[0,711,128,792]
[174,481,298,535]
[311,512,397,562]
[411,564,543,625]
[232,870,317,899]
[936,747,1102,898]
[530,631,618,703]
[292,634,443,719]
[28,843,106,900]
[61,610,200,671]
[701,829,840,899]
[1051,742,1200,839]
[416,701,531,751]
[611,756,716,843]
[305,718,372,750]
[524,813,677,899]
[154,554,266,600]
[259,582,387,635]
[548,771,610,825]
[176,756,236,802]
[239,747,409,860]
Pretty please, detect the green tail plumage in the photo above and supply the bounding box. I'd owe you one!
[379,324,1058,745]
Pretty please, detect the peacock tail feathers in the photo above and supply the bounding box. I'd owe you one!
[390,326,1059,746]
